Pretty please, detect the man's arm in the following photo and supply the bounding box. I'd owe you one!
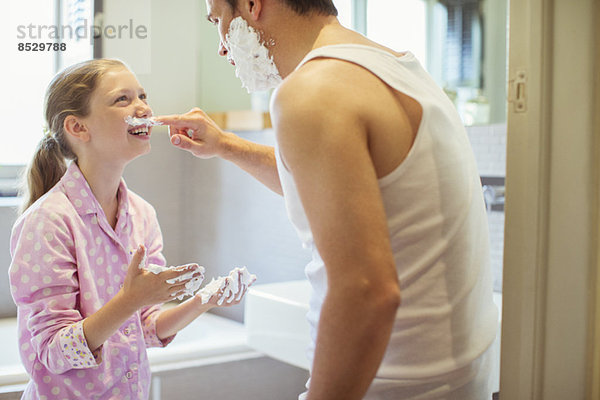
[272,67,401,400]
[155,109,282,195]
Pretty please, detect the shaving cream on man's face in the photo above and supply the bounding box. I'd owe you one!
[225,17,282,93]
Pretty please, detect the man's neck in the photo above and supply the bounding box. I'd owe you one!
[271,15,344,78]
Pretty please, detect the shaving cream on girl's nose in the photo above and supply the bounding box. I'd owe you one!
[125,116,163,127]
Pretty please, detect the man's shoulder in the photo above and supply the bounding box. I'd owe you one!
[271,60,370,155]
[282,57,363,91]
[272,58,366,120]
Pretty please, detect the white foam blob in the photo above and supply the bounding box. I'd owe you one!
[225,17,282,93]
[197,266,257,305]
[144,263,205,301]
[125,116,163,127]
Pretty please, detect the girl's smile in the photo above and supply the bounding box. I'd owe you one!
[127,124,152,138]
[125,115,163,139]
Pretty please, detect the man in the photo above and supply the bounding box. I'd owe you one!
[156,0,498,399]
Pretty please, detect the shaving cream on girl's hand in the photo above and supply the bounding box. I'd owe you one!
[197,266,257,305]
[144,263,205,300]
[132,247,205,300]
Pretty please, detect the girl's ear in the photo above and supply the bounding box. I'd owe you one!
[63,115,90,143]
[246,0,262,21]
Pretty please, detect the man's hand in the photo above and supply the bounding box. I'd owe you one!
[155,108,232,159]
[155,107,283,195]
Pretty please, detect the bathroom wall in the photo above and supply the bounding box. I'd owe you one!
[0,205,18,317]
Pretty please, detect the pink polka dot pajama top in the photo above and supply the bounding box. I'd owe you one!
[9,162,175,400]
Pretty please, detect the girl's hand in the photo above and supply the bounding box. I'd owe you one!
[121,245,201,310]
[197,271,254,309]
[202,286,246,308]
[154,267,255,339]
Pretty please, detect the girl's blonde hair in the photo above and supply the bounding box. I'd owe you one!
[19,59,127,214]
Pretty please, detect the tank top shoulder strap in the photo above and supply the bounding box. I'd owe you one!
[294,44,433,102]
[296,44,408,69]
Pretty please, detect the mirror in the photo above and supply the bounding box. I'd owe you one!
[334,0,509,125]
[431,0,509,125]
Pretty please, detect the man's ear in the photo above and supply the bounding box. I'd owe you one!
[246,0,262,21]
[63,115,90,143]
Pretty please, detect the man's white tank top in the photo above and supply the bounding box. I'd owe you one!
[274,44,498,397]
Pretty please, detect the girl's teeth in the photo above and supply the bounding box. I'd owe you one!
[129,128,149,135]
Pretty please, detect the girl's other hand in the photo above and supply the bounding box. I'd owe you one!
[200,272,253,309]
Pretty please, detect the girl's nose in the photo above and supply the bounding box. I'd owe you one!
[136,103,152,118]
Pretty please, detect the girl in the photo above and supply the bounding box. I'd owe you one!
[9,59,243,399]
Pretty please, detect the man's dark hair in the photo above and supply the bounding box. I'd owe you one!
[225,0,338,16]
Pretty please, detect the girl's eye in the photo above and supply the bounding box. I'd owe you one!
[139,93,147,100]
[115,95,128,103]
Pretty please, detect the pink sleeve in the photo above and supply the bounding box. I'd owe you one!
[9,208,100,373]
[140,305,176,348]
[58,320,102,367]
[140,206,175,347]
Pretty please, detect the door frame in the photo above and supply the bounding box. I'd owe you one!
[588,0,600,397]
[502,0,599,398]
[501,0,552,397]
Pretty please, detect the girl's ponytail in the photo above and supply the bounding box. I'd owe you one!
[19,133,68,214]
